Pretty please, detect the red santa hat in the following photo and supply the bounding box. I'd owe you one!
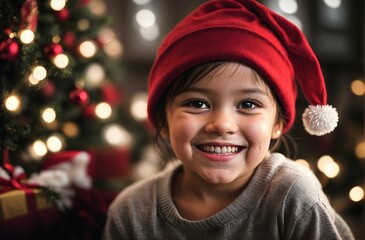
[43,151,90,169]
[147,0,338,136]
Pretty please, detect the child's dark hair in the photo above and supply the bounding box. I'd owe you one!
[153,61,293,163]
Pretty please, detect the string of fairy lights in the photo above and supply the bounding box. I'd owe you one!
[2,0,132,160]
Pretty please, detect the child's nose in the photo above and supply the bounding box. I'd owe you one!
[204,110,239,135]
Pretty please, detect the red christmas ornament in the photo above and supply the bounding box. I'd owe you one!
[41,81,56,98]
[57,8,70,21]
[0,39,20,61]
[62,31,76,49]
[82,104,96,119]
[70,89,89,106]
[3,28,13,36]
[101,83,122,106]
[44,43,63,57]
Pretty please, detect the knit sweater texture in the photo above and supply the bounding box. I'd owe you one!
[102,153,354,240]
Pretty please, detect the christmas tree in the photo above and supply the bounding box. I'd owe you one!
[0,0,149,238]
[0,0,135,162]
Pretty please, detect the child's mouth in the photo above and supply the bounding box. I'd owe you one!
[196,145,242,154]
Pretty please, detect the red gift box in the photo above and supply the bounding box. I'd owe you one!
[0,189,59,240]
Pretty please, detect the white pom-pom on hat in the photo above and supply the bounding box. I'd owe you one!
[302,105,339,136]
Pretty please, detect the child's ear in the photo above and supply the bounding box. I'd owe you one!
[271,121,284,139]
[161,127,170,140]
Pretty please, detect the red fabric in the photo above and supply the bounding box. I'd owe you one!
[0,148,42,194]
[101,83,123,106]
[147,0,327,133]
[89,148,130,180]
[42,150,82,169]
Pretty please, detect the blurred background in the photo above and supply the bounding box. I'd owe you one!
[0,0,363,239]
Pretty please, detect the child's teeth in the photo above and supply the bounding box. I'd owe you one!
[202,146,238,154]
[221,146,227,153]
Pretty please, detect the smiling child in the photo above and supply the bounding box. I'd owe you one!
[103,0,354,239]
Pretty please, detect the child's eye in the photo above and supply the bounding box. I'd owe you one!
[237,100,258,110]
[186,100,209,109]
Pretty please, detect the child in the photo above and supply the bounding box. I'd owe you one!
[103,0,354,239]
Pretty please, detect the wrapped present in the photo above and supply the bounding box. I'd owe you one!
[0,149,102,239]
[0,189,53,220]
[0,189,59,239]
[0,163,59,240]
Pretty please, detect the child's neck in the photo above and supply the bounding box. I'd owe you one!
[171,168,251,220]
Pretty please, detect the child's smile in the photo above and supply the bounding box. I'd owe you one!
[195,143,245,162]
[166,62,282,185]
[198,144,242,155]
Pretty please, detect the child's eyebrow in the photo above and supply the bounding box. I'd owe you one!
[183,87,269,96]
[236,88,270,96]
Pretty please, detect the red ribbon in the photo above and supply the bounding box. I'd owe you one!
[0,148,40,193]
[2,148,13,173]
[0,148,42,217]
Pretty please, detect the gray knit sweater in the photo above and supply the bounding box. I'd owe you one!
[102,153,354,240]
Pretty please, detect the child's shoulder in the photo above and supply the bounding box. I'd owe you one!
[267,153,320,184]
[264,153,330,206]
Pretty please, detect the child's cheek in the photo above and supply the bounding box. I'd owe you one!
[244,118,272,145]
[168,114,197,157]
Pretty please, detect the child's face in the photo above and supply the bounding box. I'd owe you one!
[165,63,282,185]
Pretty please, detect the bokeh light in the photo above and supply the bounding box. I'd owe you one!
[349,186,364,202]
[5,95,21,112]
[136,9,156,28]
[95,102,112,119]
